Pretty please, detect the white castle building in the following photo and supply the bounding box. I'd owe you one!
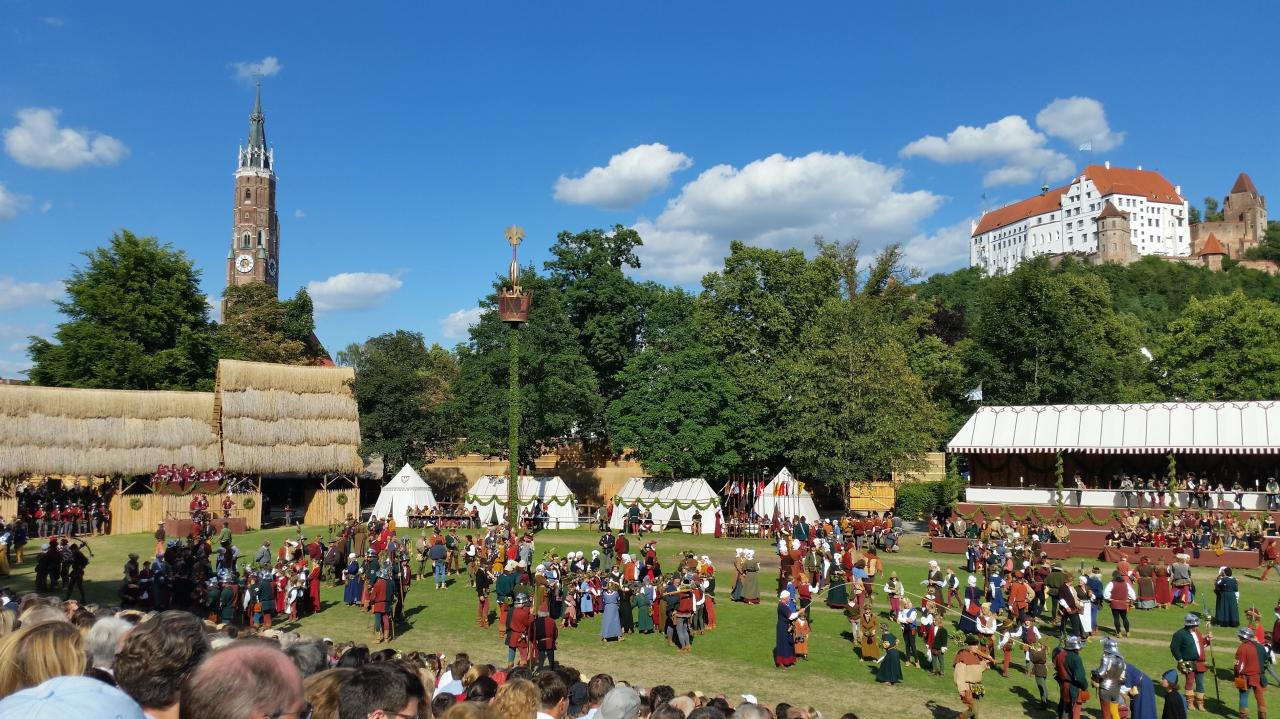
[970,163,1191,275]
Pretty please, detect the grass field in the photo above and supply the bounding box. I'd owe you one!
[6,526,1275,718]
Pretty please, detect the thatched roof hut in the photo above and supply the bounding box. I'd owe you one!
[217,359,362,476]
[0,385,219,477]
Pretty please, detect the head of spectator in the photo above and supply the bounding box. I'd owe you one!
[0,675,145,719]
[439,703,496,719]
[668,696,695,717]
[652,706,685,719]
[733,704,771,719]
[536,670,568,719]
[649,686,676,716]
[284,639,329,679]
[18,604,66,627]
[597,685,642,719]
[115,611,210,719]
[492,678,540,719]
[336,645,370,668]
[337,662,425,719]
[0,620,86,696]
[464,676,499,703]
[85,616,133,672]
[303,668,355,719]
[179,641,305,719]
[688,707,727,719]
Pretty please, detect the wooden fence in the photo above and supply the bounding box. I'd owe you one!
[303,487,359,529]
[109,492,263,535]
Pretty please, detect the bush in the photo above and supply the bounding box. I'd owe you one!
[895,480,953,520]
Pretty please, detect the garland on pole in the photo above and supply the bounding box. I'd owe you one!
[1054,451,1065,509]
[1166,453,1180,509]
[466,493,578,507]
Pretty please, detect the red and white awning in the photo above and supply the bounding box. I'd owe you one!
[947,401,1280,455]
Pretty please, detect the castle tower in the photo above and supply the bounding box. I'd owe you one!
[1198,232,1227,272]
[1222,172,1267,255]
[1094,200,1136,265]
[226,81,280,294]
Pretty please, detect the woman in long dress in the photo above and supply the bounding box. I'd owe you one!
[741,550,760,604]
[578,578,595,618]
[875,633,903,684]
[343,553,361,606]
[619,583,635,634]
[1154,559,1174,608]
[1136,557,1158,610]
[859,607,881,660]
[774,592,798,668]
[1213,567,1240,627]
[600,583,622,641]
[635,580,655,633]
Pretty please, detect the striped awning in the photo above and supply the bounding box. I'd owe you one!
[948,402,1280,454]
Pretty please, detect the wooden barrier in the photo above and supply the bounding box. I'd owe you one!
[848,481,896,512]
[0,496,14,521]
[303,487,359,528]
[110,492,262,535]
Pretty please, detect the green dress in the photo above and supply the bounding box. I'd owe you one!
[876,634,903,683]
[741,561,760,601]
[636,590,655,632]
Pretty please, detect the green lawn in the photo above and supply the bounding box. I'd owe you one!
[6,527,1272,718]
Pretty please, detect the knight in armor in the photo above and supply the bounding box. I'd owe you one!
[1092,637,1127,719]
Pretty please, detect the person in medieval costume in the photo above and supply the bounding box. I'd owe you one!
[635,579,655,634]
[1170,613,1213,712]
[774,591,798,668]
[1215,567,1241,628]
[859,606,881,661]
[1122,654,1158,719]
[730,548,746,601]
[1055,635,1089,719]
[1234,626,1267,719]
[1092,637,1126,719]
[741,549,760,604]
[1159,669,1188,719]
[959,574,982,634]
[875,633,904,684]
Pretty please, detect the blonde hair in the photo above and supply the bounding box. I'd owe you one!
[303,667,355,719]
[0,620,87,695]
[0,609,17,639]
[491,678,540,718]
[440,702,496,719]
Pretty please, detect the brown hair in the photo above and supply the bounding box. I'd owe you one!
[0,620,87,695]
[303,667,355,719]
[491,678,540,718]
[115,610,211,710]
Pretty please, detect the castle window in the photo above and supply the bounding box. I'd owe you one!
[258,230,263,246]
[244,188,251,203]
[241,233,251,248]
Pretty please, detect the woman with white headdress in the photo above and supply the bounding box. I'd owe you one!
[741,549,761,604]
[731,548,746,602]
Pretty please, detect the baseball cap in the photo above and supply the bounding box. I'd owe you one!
[597,686,642,719]
[0,675,145,719]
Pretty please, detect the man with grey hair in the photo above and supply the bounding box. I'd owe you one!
[597,685,642,719]
[733,704,772,719]
[283,638,328,678]
[179,641,305,719]
[85,615,133,674]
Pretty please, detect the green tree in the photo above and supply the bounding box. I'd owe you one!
[1203,196,1224,222]
[28,230,217,390]
[1188,205,1202,225]
[1244,221,1280,262]
[454,268,602,468]
[543,226,646,436]
[965,260,1147,404]
[606,287,742,477]
[697,241,841,470]
[1154,292,1280,400]
[785,242,943,499]
[216,282,319,365]
[346,330,459,477]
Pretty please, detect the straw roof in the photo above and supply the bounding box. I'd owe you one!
[0,384,218,477]
[217,359,361,475]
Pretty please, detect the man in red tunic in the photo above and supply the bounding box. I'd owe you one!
[507,593,532,666]
[369,570,389,643]
[1235,627,1266,719]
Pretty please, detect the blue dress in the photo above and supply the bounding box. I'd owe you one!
[579,581,594,615]
[785,581,798,614]
[1123,662,1156,719]
[987,575,1006,613]
[774,602,796,666]
[600,590,622,639]
[343,560,361,605]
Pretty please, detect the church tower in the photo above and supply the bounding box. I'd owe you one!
[226,81,280,294]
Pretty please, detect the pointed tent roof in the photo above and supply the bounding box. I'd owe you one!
[371,463,438,527]
[1199,233,1227,256]
[1231,172,1259,196]
[1095,200,1128,221]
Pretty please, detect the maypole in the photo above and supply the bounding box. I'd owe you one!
[498,226,531,530]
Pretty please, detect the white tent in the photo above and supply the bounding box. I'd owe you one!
[609,477,723,534]
[753,467,820,523]
[464,475,579,529]
[371,464,438,527]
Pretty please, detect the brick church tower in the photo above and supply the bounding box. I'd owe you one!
[226,81,280,294]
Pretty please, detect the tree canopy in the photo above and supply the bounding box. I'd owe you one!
[216,283,322,365]
[1154,292,1280,401]
[27,230,217,390]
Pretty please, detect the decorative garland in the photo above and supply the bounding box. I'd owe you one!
[128,497,143,511]
[1053,451,1065,509]
[335,493,348,506]
[952,503,1128,527]
[609,496,721,510]
[465,493,578,507]
[242,497,256,510]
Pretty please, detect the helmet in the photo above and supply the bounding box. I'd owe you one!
[515,592,530,607]
[1101,637,1121,657]
[1184,613,1200,627]
[1064,635,1084,651]
[1239,627,1256,641]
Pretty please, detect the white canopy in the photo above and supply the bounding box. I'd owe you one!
[609,477,723,534]
[753,467,820,523]
[371,464,438,527]
[464,475,579,529]
[949,402,1280,455]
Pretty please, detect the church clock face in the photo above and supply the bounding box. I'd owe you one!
[235,254,255,273]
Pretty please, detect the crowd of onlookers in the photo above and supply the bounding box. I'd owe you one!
[0,591,859,719]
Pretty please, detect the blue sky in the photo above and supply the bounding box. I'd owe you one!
[1,2,1275,377]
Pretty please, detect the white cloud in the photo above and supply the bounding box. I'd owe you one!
[630,151,944,283]
[900,115,1073,188]
[440,307,484,341]
[233,56,282,82]
[0,278,63,311]
[0,358,32,377]
[1036,96,1125,152]
[42,17,65,27]
[554,143,692,210]
[293,209,306,219]
[0,183,28,220]
[901,218,976,273]
[306,272,403,312]
[39,200,52,213]
[4,108,128,170]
